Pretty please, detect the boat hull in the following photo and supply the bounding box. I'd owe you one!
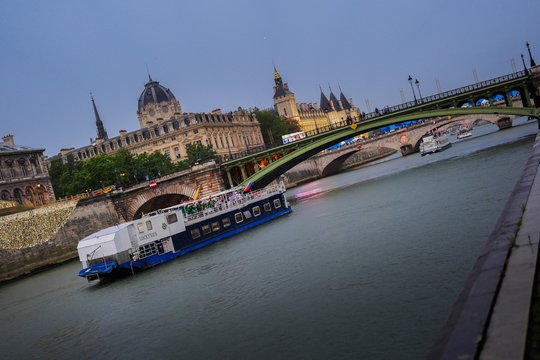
[78,190,292,281]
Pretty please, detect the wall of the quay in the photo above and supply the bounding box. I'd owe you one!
[0,197,121,282]
[428,129,540,359]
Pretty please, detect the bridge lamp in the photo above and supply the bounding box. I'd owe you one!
[408,75,417,105]
[415,79,423,102]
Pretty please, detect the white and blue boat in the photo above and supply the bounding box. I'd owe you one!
[77,182,291,282]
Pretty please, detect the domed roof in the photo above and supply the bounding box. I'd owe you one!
[137,77,176,111]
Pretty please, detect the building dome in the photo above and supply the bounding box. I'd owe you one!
[137,78,176,112]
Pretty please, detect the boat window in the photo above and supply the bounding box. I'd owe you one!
[211,222,220,231]
[137,223,145,233]
[234,212,243,224]
[191,228,201,239]
[273,199,281,209]
[146,220,153,231]
[202,224,211,235]
[222,217,231,227]
[167,213,178,224]
[243,210,252,219]
[263,203,272,212]
[252,206,261,217]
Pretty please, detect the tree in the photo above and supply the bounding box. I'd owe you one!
[49,149,186,197]
[186,143,218,165]
[252,108,301,144]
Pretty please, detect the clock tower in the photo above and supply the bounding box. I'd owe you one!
[273,66,300,121]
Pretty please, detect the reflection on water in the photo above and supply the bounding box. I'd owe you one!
[0,119,537,359]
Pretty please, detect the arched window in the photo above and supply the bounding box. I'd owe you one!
[1,190,10,201]
[13,188,24,205]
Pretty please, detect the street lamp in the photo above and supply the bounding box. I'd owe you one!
[527,42,537,67]
[415,79,422,103]
[408,75,417,105]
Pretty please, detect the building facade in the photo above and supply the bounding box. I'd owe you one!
[0,135,55,205]
[59,77,265,163]
[272,67,361,132]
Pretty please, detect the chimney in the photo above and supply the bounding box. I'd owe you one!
[2,134,14,146]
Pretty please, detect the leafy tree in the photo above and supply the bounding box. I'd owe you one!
[251,108,301,144]
[186,143,217,165]
[49,149,188,197]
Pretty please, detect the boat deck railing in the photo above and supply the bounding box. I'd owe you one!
[183,182,286,225]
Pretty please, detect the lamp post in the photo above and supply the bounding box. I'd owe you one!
[408,75,417,105]
[415,79,422,103]
[527,42,537,67]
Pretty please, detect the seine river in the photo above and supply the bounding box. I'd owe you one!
[0,118,538,359]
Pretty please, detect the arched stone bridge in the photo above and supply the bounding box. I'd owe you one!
[110,163,224,221]
[361,114,515,154]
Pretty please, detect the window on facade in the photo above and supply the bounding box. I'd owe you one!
[143,131,151,140]
[211,222,220,231]
[174,147,180,159]
[137,223,145,233]
[172,120,179,130]
[8,167,15,178]
[146,220,153,231]
[243,210,252,219]
[252,206,261,217]
[222,217,231,227]
[19,164,26,177]
[166,213,178,224]
[191,228,201,239]
[283,108,287,116]
[201,224,211,235]
[273,199,282,208]
[264,202,272,212]
[234,212,243,224]
[220,137,224,148]
[163,125,169,133]
[193,129,198,134]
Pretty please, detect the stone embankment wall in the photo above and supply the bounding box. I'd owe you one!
[0,197,121,282]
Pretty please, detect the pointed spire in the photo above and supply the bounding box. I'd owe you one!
[273,64,292,99]
[319,86,332,112]
[146,64,153,82]
[273,64,283,86]
[328,86,342,111]
[521,54,530,76]
[91,93,108,140]
[527,42,536,67]
[339,86,352,110]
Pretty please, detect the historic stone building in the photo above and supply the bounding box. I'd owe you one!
[0,135,55,205]
[58,76,265,163]
[273,66,361,132]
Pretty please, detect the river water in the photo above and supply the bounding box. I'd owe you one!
[0,119,538,359]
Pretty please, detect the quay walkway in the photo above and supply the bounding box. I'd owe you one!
[429,129,540,359]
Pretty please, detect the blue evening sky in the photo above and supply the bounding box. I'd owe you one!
[1,0,539,156]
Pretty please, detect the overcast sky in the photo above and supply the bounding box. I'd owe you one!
[1,0,539,156]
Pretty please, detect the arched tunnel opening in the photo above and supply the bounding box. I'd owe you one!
[133,194,191,219]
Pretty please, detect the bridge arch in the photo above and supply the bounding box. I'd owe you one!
[125,183,198,220]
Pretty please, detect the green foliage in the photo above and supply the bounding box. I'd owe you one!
[251,108,301,144]
[49,148,189,197]
[185,143,217,165]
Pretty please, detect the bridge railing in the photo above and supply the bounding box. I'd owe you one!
[221,70,528,163]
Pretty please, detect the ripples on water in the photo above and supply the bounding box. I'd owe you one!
[0,120,537,359]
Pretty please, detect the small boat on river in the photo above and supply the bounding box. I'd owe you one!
[77,182,292,282]
[457,128,472,139]
[420,134,452,156]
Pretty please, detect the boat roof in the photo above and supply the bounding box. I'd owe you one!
[80,222,132,243]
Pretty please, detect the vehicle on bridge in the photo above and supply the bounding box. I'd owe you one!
[282,131,306,144]
[77,182,292,282]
